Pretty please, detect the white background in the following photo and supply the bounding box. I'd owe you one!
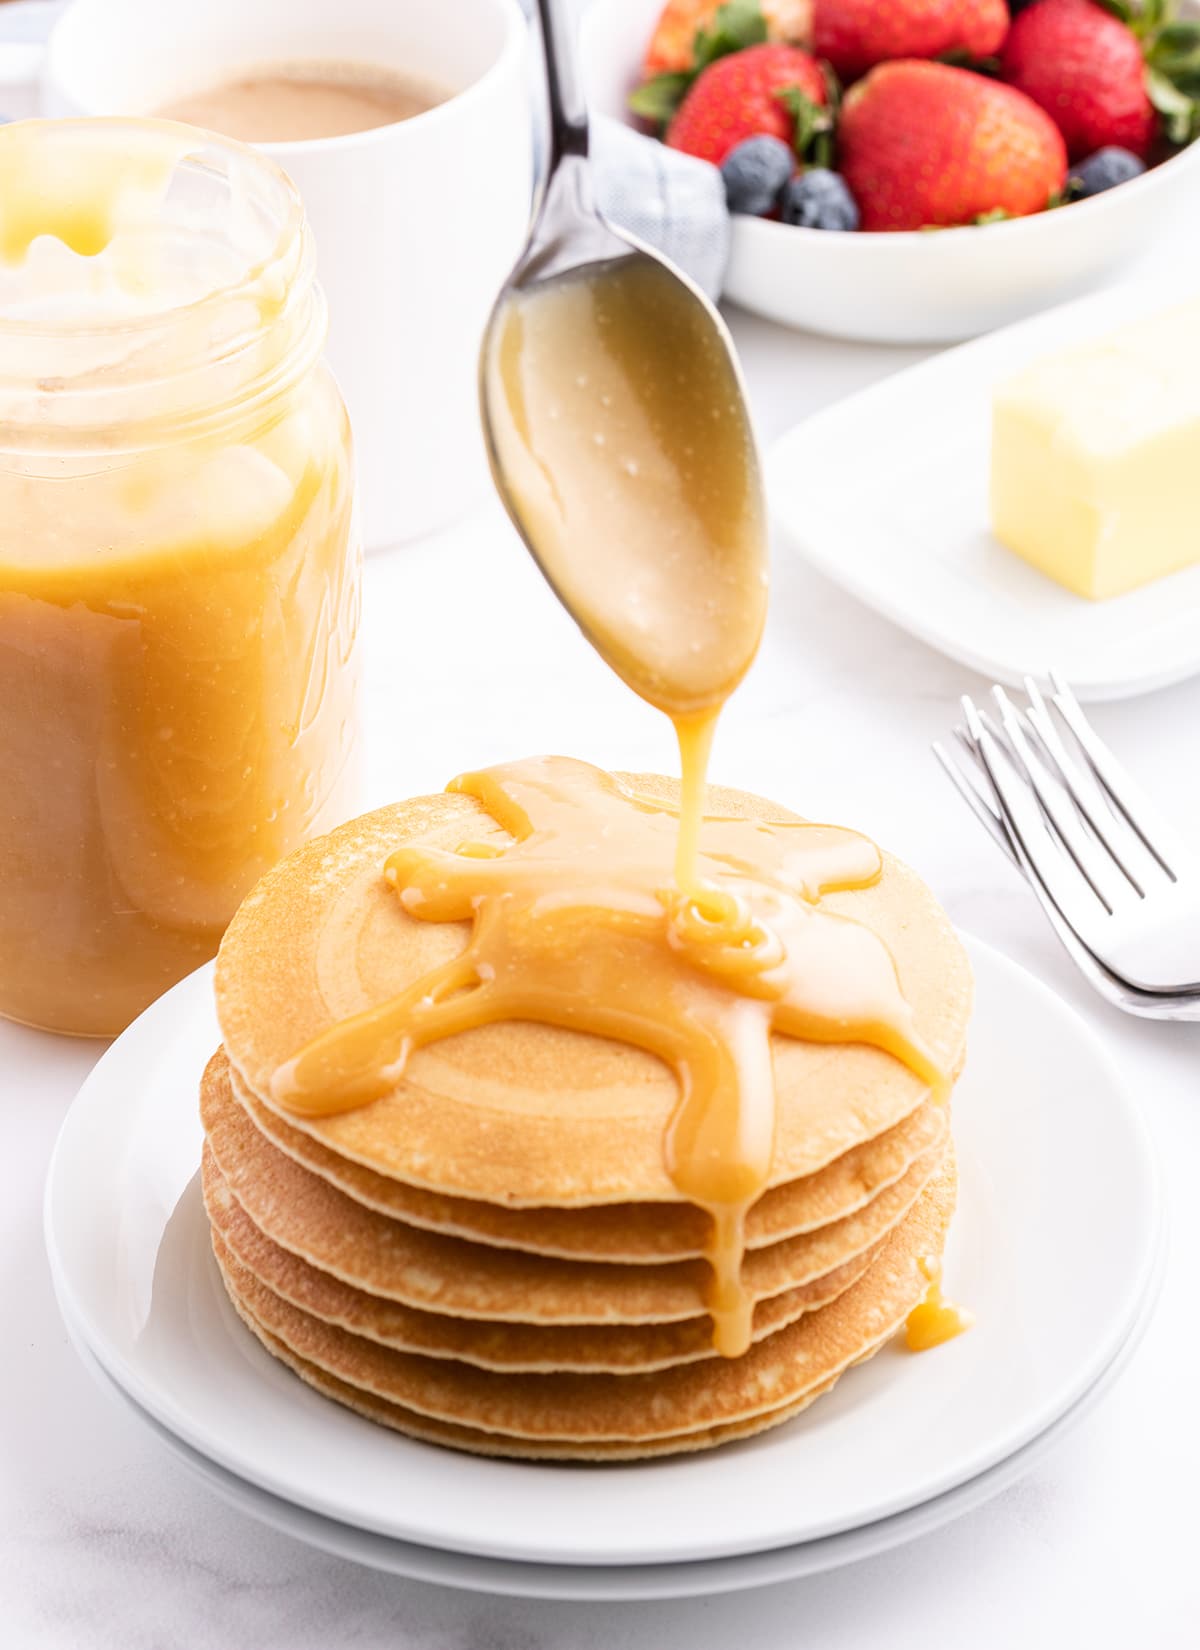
[3,4,1200,1645]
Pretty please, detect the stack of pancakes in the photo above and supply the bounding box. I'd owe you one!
[204,776,972,1460]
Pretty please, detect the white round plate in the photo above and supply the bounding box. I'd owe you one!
[45,934,1161,1568]
[67,1225,1165,1600]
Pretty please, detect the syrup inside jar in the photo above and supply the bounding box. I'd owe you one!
[0,120,361,1037]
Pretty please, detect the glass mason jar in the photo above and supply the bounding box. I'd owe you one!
[0,120,362,1036]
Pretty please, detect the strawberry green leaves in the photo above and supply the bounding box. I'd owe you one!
[1093,0,1169,30]
[776,85,838,166]
[1092,0,1200,145]
[693,0,770,66]
[628,72,694,123]
[1145,65,1198,141]
[1146,17,1200,126]
[630,0,768,126]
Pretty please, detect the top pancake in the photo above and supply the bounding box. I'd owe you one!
[216,772,972,1206]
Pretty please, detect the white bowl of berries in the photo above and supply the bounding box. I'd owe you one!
[582,0,1200,342]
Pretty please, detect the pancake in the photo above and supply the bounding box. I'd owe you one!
[202,1069,948,1325]
[212,1156,956,1447]
[228,1052,949,1263]
[204,1154,880,1374]
[215,775,972,1206]
[225,1294,848,1460]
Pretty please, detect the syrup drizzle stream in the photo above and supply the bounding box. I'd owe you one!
[273,257,955,1357]
[271,757,948,1357]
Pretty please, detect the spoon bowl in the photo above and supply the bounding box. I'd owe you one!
[478,0,766,722]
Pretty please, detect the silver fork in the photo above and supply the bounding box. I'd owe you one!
[935,673,1200,1019]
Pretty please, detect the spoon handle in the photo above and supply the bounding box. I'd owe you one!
[534,0,589,166]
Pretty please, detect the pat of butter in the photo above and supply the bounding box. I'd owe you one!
[990,299,1200,600]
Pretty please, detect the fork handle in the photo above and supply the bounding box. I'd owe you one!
[534,0,590,166]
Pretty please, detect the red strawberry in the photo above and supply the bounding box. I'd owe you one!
[1000,0,1156,160]
[839,59,1068,230]
[665,42,827,164]
[643,0,813,77]
[813,0,1010,83]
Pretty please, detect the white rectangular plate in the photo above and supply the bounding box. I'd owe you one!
[766,276,1200,700]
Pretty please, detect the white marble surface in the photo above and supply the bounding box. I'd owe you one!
[5,297,1200,1646]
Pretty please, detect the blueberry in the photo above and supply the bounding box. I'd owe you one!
[720,136,794,216]
[780,169,860,231]
[1070,147,1146,198]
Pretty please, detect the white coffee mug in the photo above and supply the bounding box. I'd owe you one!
[15,0,533,548]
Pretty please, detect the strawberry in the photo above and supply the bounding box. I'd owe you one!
[665,42,828,165]
[1000,0,1157,159]
[813,0,1010,83]
[643,0,813,77]
[839,59,1068,229]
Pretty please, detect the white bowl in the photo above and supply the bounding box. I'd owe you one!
[581,0,1200,342]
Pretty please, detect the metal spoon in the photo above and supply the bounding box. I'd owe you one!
[477,0,763,712]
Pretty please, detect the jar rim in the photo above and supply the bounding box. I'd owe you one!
[0,118,323,447]
[0,116,308,341]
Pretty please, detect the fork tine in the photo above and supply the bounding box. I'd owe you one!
[953,724,1006,786]
[1022,677,1146,897]
[1017,679,1099,787]
[962,694,1115,934]
[933,739,1018,866]
[975,706,1012,755]
[1049,672,1182,879]
[992,688,1128,914]
[967,707,1034,785]
[974,704,1067,792]
[944,685,1200,1015]
[941,731,1177,1006]
[952,723,1039,847]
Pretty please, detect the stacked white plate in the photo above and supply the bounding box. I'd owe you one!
[46,935,1162,1600]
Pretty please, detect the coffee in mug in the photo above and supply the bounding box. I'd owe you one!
[155,62,449,143]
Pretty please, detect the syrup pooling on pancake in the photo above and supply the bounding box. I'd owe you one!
[271,756,948,1358]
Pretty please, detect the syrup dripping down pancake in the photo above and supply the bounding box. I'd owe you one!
[211,1159,955,1450]
[204,1153,882,1375]
[202,1065,949,1327]
[229,1051,949,1263]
